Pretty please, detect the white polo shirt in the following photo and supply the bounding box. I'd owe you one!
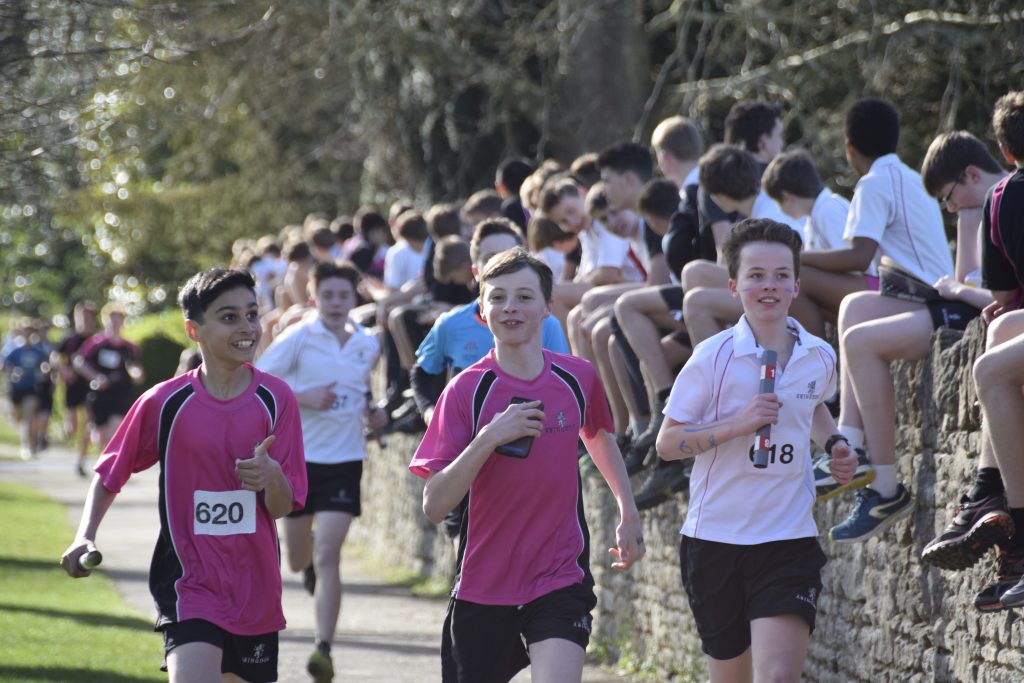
[383,239,426,290]
[256,312,380,464]
[752,190,806,234]
[843,153,954,283]
[576,219,645,283]
[806,188,850,253]
[664,315,837,545]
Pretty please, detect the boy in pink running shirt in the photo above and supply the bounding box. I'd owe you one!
[61,268,307,683]
[410,248,644,683]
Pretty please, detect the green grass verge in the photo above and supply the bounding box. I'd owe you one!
[0,482,164,682]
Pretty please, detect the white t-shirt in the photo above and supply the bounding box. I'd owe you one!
[843,153,954,283]
[751,190,806,234]
[806,188,851,253]
[256,313,380,464]
[576,219,644,283]
[383,239,426,289]
[664,315,837,544]
[535,247,568,282]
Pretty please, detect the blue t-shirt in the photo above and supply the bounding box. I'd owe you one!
[415,302,569,375]
[3,343,48,392]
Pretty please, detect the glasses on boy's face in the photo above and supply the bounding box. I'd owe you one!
[941,171,966,209]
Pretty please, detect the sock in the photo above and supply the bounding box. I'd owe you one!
[968,467,1005,502]
[1009,508,1024,550]
[837,425,864,451]
[869,464,898,498]
[315,640,331,656]
[656,387,672,404]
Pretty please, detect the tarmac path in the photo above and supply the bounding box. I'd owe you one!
[0,445,624,682]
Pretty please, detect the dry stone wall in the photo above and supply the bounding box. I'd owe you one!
[350,319,1024,681]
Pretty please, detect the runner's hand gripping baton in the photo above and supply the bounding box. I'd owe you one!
[753,350,777,469]
[77,549,103,571]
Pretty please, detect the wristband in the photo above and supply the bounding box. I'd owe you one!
[823,433,848,456]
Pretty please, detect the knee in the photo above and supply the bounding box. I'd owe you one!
[682,288,709,319]
[839,323,873,361]
[592,318,612,345]
[757,664,802,683]
[614,291,638,319]
[973,352,1004,394]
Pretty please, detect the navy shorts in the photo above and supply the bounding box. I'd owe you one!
[679,535,826,660]
[159,618,278,683]
[288,460,363,517]
[441,581,597,682]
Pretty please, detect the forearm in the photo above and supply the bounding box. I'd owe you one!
[422,430,498,524]
[656,418,740,461]
[75,476,118,541]
[410,364,443,418]
[261,463,294,519]
[585,430,639,513]
[810,403,840,447]
[585,267,622,286]
[947,283,995,310]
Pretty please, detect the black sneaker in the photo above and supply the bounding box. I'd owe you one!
[974,547,1024,612]
[634,460,690,511]
[921,494,1015,570]
[630,402,665,455]
[302,564,316,596]
[623,444,651,477]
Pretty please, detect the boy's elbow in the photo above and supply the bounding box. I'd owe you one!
[655,432,676,461]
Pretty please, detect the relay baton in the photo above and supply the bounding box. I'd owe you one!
[752,350,777,469]
[77,549,103,571]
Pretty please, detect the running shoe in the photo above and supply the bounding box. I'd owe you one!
[307,642,334,682]
[921,494,1014,570]
[630,402,665,455]
[813,447,874,501]
[634,460,690,511]
[974,547,1024,612]
[623,444,652,477]
[829,483,914,543]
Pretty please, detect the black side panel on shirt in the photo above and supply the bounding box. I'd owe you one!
[471,370,498,437]
[152,383,195,626]
[255,384,278,430]
[550,363,586,425]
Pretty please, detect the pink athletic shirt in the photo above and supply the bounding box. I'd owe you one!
[409,349,613,605]
[94,366,307,635]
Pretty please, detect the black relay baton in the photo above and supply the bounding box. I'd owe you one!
[752,350,777,469]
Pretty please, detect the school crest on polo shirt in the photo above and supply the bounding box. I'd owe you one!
[546,410,575,434]
[796,380,819,400]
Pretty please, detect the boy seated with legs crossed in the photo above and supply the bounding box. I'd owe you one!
[657,219,856,682]
[61,268,307,683]
[824,131,1005,543]
[410,248,644,683]
[922,92,1024,611]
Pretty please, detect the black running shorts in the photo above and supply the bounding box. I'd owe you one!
[657,283,683,311]
[679,535,826,660]
[441,581,597,682]
[159,618,278,683]
[288,460,363,518]
[926,298,982,331]
[88,388,134,428]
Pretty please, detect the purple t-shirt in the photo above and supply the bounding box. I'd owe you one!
[95,366,307,635]
[410,349,613,605]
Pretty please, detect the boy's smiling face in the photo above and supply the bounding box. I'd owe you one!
[186,286,261,368]
[549,194,590,234]
[728,241,799,321]
[480,267,549,348]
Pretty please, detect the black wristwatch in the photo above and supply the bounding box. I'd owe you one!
[823,433,849,456]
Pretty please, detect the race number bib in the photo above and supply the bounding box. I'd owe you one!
[193,490,256,536]
[97,348,122,369]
